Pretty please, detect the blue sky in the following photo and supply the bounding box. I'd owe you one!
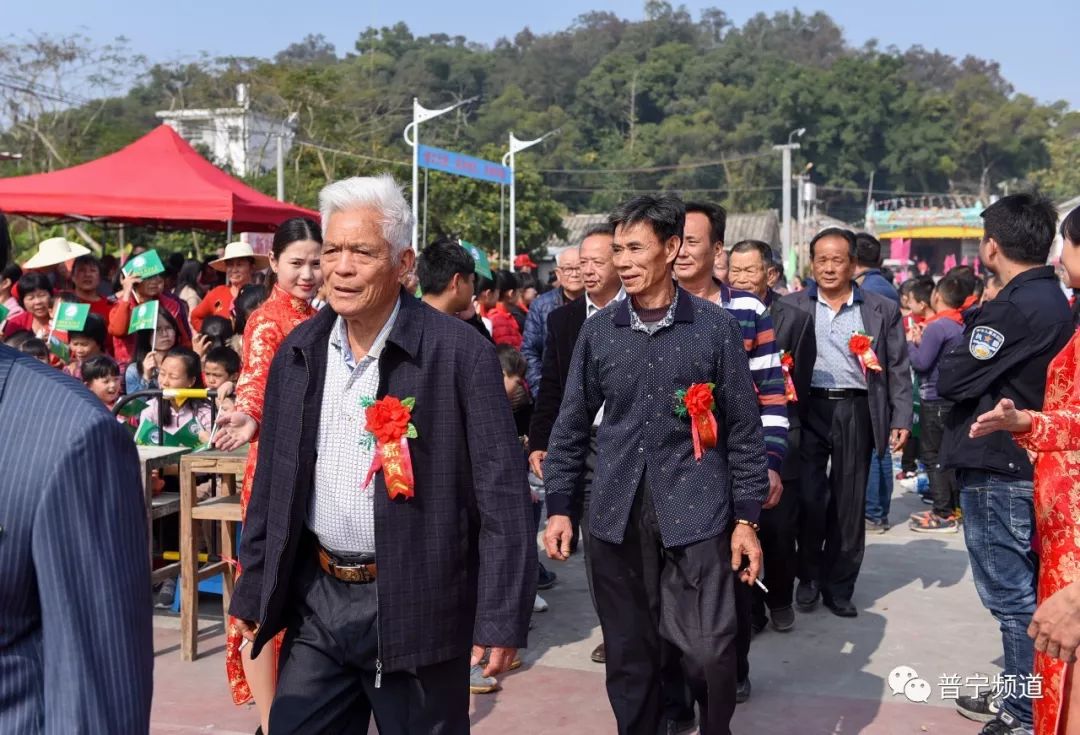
[7,0,1078,108]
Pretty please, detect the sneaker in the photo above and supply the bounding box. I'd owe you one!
[979,711,1032,734]
[154,578,176,609]
[910,509,933,522]
[956,688,1001,724]
[865,518,888,534]
[469,664,500,694]
[895,470,916,481]
[910,512,960,534]
[533,594,549,613]
[537,564,558,590]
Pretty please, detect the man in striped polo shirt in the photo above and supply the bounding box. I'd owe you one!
[669,201,788,718]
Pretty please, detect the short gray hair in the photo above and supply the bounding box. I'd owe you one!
[318,174,414,260]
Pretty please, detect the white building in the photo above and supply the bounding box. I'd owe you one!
[156,85,295,177]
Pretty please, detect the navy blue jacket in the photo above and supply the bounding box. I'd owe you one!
[230,293,536,671]
[938,266,1072,479]
[522,287,568,398]
[0,346,152,734]
[543,287,769,547]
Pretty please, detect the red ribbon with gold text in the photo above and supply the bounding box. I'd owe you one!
[361,395,418,501]
[676,383,718,461]
[848,331,883,376]
[780,351,798,402]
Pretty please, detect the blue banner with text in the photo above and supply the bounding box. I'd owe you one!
[418,145,511,184]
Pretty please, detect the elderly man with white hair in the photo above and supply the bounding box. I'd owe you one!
[522,246,585,397]
[229,175,536,733]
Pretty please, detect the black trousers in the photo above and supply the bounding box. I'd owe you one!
[734,427,803,681]
[799,395,874,602]
[920,399,958,517]
[591,479,737,735]
[269,537,470,735]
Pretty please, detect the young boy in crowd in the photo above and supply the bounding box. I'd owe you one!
[202,345,241,413]
[907,273,974,533]
[19,338,50,365]
[65,312,109,380]
[81,353,122,411]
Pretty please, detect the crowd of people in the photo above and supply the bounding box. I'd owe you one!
[3,182,1080,735]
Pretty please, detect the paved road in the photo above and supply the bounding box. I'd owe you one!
[150,489,1000,734]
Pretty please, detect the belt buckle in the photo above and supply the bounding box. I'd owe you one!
[338,563,372,583]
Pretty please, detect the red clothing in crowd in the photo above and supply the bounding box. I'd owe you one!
[224,286,316,705]
[189,284,237,333]
[488,302,523,349]
[106,293,191,369]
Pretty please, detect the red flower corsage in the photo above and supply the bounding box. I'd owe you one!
[675,383,718,461]
[362,395,418,500]
[848,332,882,375]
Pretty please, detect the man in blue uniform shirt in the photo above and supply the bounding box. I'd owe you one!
[938,193,1071,735]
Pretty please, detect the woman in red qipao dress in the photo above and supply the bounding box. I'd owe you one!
[214,218,322,733]
[972,205,1080,735]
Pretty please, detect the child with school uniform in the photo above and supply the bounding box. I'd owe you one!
[907,273,974,534]
[201,345,240,414]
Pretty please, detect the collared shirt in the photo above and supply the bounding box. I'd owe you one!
[543,286,769,548]
[811,283,868,390]
[585,288,625,426]
[714,282,788,473]
[309,298,401,553]
[585,287,626,319]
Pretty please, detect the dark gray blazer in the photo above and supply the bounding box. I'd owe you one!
[0,346,152,734]
[783,283,913,455]
[230,292,536,672]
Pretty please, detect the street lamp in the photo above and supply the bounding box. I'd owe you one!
[773,127,806,271]
[403,96,479,251]
[502,129,559,272]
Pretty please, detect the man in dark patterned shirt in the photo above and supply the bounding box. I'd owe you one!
[543,195,769,735]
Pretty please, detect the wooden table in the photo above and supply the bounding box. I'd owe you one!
[178,447,248,661]
[136,445,192,584]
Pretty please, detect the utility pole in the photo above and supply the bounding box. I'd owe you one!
[403,97,479,251]
[276,135,285,201]
[773,128,805,267]
[502,129,559,272]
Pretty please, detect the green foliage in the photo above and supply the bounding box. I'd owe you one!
[0,8,1076,263]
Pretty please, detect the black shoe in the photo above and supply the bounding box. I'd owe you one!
[590,642,606,663]
[823,596,857,617]
[979,711,1031,734]
[537,564,557,591]
[736,678,752,703]
[770,605,796,632]
[795,580,819,611]
[665,717,697,735]
[956,688,1002,724]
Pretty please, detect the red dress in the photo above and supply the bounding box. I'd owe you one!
[224,286,315,705]
[1014,328,1080,735]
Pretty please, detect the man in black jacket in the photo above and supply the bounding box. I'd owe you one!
[228,175,535,734]
[937,194,1070,734]
[528,222,622,663]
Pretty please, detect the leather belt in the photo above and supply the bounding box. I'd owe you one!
[809,387,868,400]
[317,546,378,584]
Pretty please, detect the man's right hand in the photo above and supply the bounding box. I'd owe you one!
[214,411,257,451]
[528,450,547,479]
[543,514,573,561]
[233,618,258,642]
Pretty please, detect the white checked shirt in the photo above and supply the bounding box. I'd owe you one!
[308,299,401,554]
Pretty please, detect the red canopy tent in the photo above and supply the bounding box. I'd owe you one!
[0,125,318,232]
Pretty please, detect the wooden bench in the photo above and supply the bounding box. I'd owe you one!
[136,445,191,585]
[178,447,248,661]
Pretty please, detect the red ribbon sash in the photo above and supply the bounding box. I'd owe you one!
[690,411,718,461]
[361,436,416,500]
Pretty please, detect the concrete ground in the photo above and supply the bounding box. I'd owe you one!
[150,487,1000,734]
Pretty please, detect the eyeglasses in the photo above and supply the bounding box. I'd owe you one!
[558,266,582,275]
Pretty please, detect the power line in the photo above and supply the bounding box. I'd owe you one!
[294,140,410,167]
[538,150,771,174]
[549,185,782,194]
